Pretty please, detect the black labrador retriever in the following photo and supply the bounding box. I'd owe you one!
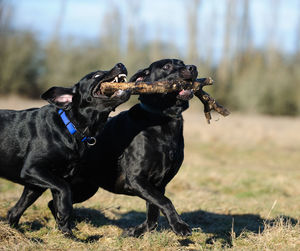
[11,59,197,237]
[0,63,130,235]
[65,59,197,236]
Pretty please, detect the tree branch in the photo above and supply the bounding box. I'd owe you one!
[100,77,230,123]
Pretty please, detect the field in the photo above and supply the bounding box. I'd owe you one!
[0,97,300,250]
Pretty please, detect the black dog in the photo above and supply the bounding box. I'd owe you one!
[0,63,130,235]
[65,59,197,236]
[9,59,197,237]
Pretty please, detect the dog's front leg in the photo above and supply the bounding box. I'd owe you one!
[7,186,45,227]
[20,164,73,236]
[128,178,191,236]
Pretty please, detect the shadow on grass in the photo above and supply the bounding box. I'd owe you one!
[72,207,298,247]
[1,208,298,246]
[0,216,46,243]
[181,210,298,247]
[0,213,102,244]
[20,220,45,232]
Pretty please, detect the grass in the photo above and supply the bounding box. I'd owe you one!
[0,97,300,250]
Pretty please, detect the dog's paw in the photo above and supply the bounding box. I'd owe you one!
[123,221,158,237]
[122,222,157,237]
[122,222,151,237]
[7,209,20,227]
[171,221,192,236]
[59,224,75,238]
[62,229,77,240]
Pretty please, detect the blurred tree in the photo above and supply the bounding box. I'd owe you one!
[123,0,148,76]
[215,0,238,105]
[0,1,41,97]
[41,0,69,89]
[0,0,299,116]
[295,1,300,56]
[150,25,163,62]
[100,0,122,66]
[53,0,67,41]
[235,0,252,72]
[186,0,201,65]
[266,0,280,67]
[203,1,217,68]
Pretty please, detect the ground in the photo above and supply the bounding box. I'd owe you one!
[0,96,299,250]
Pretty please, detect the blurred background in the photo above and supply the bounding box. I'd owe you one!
[0,0,299,115]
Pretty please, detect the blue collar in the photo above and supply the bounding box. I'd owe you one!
[58,109,96,145]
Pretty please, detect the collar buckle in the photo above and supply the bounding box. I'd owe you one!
[81,136,96,146]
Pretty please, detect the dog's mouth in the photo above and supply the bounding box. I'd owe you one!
[92,73,127,98]
[176,78,194,100]
[136,76,144,82]
[110,73,127,84]
[176,69,197,100]
[177,89,193,100]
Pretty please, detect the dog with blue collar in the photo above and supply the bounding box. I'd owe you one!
[0,63,130,238]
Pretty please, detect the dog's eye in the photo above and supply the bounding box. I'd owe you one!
[94,74,100,78]
[163,64,171,70]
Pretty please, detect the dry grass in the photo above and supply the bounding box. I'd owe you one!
[0,96,300,250]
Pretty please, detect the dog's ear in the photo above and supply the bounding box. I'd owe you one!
[41,86,75,109]
[129,68,150,82]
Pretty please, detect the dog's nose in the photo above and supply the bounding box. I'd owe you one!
[116,63,125,70]
[186,65,196,72]
[116,63,127,74]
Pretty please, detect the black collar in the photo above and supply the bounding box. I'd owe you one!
[139,103,164,115]
[139,103,183,119]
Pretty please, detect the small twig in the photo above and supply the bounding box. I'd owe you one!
[194,90,230,124]
[266,200,277,219]
[231,217,236,245]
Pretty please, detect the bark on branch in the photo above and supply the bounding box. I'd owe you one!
[100,77,214,94]
[100,77,230,123]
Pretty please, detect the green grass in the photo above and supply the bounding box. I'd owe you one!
[0,111,300,250]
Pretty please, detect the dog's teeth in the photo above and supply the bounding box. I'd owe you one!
[117,74,127,82]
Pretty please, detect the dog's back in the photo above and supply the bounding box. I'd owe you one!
[0,106,50,182]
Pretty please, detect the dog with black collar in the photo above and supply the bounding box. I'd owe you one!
[0,63,130,236]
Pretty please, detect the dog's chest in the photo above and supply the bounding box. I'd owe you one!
[137,123,184,181]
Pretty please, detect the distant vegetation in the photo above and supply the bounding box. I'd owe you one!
[1,0,300,115]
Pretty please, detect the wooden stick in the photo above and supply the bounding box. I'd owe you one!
[100,77,229,123]
[100,77,214,95]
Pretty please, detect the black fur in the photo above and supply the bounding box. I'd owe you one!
[0,63,130,236]
[10,59,198,237]
[69,59,197,236]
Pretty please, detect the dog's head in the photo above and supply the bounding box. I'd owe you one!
[130,59,198,117]
[41,63,130,112]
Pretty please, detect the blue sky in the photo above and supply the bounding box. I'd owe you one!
[10,0,300,58]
